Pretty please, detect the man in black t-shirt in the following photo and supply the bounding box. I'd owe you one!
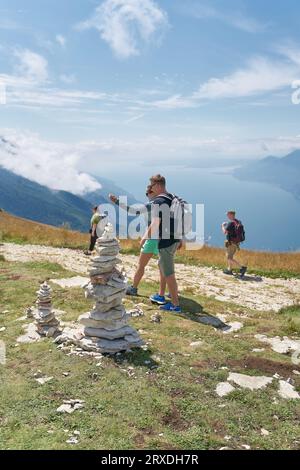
[140,174,182,313]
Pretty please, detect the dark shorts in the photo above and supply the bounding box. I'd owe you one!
[158,242,180,277]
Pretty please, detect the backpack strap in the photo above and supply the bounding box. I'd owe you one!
[155,193,174,202]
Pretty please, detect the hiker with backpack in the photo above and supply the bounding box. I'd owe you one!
[222,210,247,277]
[109,187,167,296]
[143,174,189,314]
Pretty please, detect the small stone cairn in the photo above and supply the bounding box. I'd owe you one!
[77,224,143,353]
[35,282,60,337]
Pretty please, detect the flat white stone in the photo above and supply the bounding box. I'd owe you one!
[89,306,126,321]
[96,246,119,256]
[255,334,300,354]
[78,335,143,354]
[222,322,243,334]
[127,307,144,318]
[79,313,128,330]
[35,376,53,385]
[85,283,125,303]
[66,437,79,445]
[57,400,84,414]
[0,340,6,365]
[278,380,300,399]
[84,325,136,340]
[50,277,89,289]
[190,341,203,348]
[216,382,235,397]
[17,323,41,344]
[92,255,119,263]
[228,373,273,390]
[91,300,124,313]
[54,325,84,344]
[57,404,73,414]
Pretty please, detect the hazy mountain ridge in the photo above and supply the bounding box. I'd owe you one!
[0,167,138,232]
[85,176,138,206]
[0,167,94,231]
[0,133,139,231]
[234,150,300,198]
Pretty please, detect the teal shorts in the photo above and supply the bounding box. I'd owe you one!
[141,239,159,255]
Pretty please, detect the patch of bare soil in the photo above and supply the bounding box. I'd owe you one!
[161,404,189,432]
[227,356,300,379]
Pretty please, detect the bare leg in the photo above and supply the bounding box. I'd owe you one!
[228,258,242,270]
[133,253,153,289]
[165,274,179,306]
[159,266,167,297]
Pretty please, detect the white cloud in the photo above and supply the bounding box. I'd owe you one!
[151,94,196,109]
[77,0,169,59]
[150,56,299,109]
[124,113,145,123]
[2,129,300,191]
[180,2,267,33]
[195,57,297,100]
[60,74,76,84]
[277,43,300,66]
[0,129,101,195]
[56,34,66,47]
[14,49,48,83]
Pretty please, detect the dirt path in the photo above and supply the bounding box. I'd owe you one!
[1,243,300,312]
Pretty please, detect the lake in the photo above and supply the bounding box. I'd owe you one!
[109,166,300,252]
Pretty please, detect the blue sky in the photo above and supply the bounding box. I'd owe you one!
[1,0,300,194]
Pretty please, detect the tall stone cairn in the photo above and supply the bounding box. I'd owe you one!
[78,224,143,354]
[35,282,60,337]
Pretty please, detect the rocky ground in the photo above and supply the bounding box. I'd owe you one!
[1,242,300,450]
[1,242,300,312]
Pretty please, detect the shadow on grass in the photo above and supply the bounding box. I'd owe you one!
[179,295,228,330]
[110,347,159,369]
[131,293,228,330]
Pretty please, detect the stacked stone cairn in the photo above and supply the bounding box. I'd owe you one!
[35,282,60,337]
[78,224,143,353]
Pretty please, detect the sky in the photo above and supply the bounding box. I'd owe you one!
[1,0,300,195]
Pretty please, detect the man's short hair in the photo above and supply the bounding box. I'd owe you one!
[150,174,166,187]
[227,210,236,217]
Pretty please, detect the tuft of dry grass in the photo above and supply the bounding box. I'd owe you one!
[178,244,300,277]
[120,238,300,278]
[1,210,299,277]
[0,210,87,249]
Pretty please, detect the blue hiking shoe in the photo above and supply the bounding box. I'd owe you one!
[126,285,138,296]
[150,294,166,305]
[160,303,182,313]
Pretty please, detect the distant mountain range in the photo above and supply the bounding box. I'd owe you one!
[0,167,94,231]
[0,166,139,232]
[0,132,140,231]
[234,150,300,199]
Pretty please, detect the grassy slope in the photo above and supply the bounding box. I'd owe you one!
[1,258,300,450]
[1,210,300,278]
